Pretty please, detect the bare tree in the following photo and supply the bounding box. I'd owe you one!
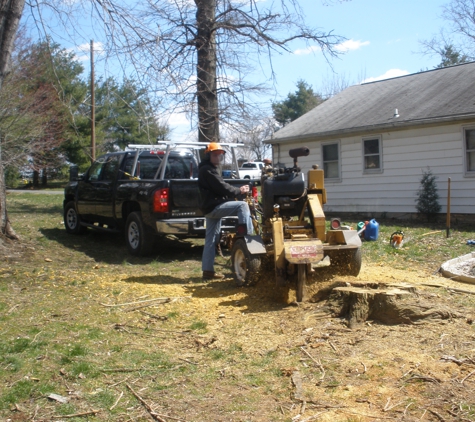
[228,117,273,161]
[420,0,475,64]
[0,0,26,241]
[26,0,345,143]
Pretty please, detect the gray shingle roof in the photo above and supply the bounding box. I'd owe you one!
[270,62,475,143]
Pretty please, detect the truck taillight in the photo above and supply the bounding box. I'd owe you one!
[153,188,169,213]
[252,186,258,199]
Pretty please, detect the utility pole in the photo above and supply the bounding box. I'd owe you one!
[90,40,96,163]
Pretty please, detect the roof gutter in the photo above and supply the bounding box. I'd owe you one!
[265,113,475,144]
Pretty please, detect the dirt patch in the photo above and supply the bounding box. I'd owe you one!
[2,233,475,421]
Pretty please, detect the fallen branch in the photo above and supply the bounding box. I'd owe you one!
[421,283,475,296]
[440,355,475,367]
[101,297,188,308]
[126,383,166,422]
[140,310,168,320]
[179,357,198,365]
[52,410,100,418]
[300,347,325,381]
[446,287,475,296]
[427,408,446,421]
[405,375,439,383]
[109,391,123,410]
[460,369,475,384]
[383,397,404,412]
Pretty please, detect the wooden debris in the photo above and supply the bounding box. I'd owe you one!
[52,409,100,418]
[291,370,304,401]
[460,369,475,384]
[47,393,69,403]
[100,296,189,308]
[300,347,325,381]
[126,383,167,422]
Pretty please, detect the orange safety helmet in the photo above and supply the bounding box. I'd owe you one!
[205,142,226,154]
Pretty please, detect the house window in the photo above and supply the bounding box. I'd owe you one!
[466,128,475,173]
[363,137,382,173]
[322,142,340,179]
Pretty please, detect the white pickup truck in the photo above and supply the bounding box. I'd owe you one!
[238,161,265,181]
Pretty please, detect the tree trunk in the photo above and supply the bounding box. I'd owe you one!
[0,0,26,242]
[0,147,18,240]
[327,283,461,328]
[0,0,25,89]
[195,0,219,143]
[41,168,47,186]
[33,170,39,187]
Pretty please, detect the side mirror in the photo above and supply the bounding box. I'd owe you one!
[69,165,79,181]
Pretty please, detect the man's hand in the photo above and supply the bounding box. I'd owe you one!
[239,185,250,195]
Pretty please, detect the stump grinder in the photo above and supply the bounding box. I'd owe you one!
[229,146,362,302]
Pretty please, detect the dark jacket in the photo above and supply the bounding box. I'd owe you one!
[198,159,241,215]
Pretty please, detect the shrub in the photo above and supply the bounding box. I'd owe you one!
[415,167,441,221]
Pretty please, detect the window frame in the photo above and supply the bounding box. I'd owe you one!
[321,141,341,182]
[464,127,475,176]
[362,136,383,174]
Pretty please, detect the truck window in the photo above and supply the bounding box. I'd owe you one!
[123,154,162,179]
[166,157,190,179]
[101,155,121,181]
[139,156,162,179]
[241,163,255,169]
[88,160,104,182]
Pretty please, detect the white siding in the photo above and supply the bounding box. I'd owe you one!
[271,124,475,215]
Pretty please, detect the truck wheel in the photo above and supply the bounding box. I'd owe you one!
[296,264,307,302]
[125,212,155,256]
[231,239,261,287]
[64,201,87,234]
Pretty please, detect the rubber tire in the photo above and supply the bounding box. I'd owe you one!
[64,201,87,234]
[345,247,362,276]
[296,264,307,302]
[231,238,261,287]
[125,212,155,256]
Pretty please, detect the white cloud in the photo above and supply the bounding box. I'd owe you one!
[335,39,370,52]
[294,39,369,55]
[361,69,409,84]
[294,45,321,55]
[68,42,105,62]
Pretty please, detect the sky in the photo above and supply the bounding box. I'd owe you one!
[23,0,452,143]
[172,0,451,141]
[265,0,449,98]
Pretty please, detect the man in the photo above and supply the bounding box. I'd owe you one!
[198,142,254,280]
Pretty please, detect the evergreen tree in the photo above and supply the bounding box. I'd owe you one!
[415,168,441,221]
[436,44,469,68]
[272,80,324,126]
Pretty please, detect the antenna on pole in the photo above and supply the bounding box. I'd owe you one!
[90,40,96,163]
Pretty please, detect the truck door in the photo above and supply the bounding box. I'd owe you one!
[77,155,121,219]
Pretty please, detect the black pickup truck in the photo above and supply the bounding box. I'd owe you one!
[63,143,251,256]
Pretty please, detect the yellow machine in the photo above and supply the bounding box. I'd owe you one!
[230,147,361,302]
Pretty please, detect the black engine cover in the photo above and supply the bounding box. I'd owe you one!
[262,172,306,219]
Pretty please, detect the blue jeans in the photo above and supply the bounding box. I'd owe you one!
[202,201,253,273]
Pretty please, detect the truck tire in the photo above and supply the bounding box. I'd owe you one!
[231,239,261,287]
[125,212,155,256]
[64,201,87,235]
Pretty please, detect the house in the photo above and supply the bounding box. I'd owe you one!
[266,62,475,218]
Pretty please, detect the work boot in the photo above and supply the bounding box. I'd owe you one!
[202,271,225,280]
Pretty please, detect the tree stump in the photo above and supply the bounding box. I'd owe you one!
[327,282,461,328]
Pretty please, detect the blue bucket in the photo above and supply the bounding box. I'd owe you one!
[364,219,379,241]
